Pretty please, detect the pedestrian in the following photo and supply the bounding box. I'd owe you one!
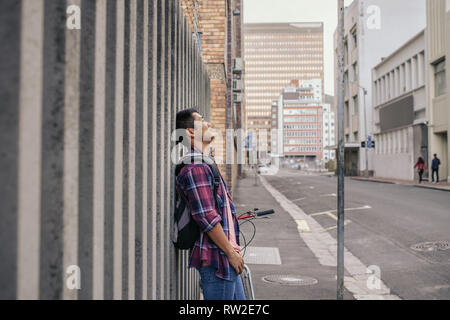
[431,154,441,184]
[174,108,246,300]
[414,156,428,184]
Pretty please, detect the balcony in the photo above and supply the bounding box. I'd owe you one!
[352,114,359,132]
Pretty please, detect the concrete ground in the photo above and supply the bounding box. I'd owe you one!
[233,168,450,300]
[233,171,354,300]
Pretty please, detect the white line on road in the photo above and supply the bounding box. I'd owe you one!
[291,197,306,202]
[259,176,399,300]
[309,205,372,217]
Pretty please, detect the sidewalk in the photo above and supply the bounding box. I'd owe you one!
[233,174,354,300]
[350,176,450,192]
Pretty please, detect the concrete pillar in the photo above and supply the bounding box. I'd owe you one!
[405,60,411,92]
[411,56,417,90]
[63,0,82,302]
[113,0,125,300]
[142,0,149,301]
[16,0,44,300]
[149,0,158,300]
[103,0,119,301]
[418,52,425,87]
[93,0,107,300]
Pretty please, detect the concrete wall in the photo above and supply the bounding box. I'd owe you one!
[0,0,210,300]
[426,0,450,182]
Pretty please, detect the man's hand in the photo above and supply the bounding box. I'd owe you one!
[206,223,245,274]
[227,250,244,275]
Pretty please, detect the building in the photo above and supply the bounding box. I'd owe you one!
[271,79,324,167]
[372,31,427,181]
[322,103,336,163]
[181,0,244,192]
[334,0,426,176]
[244,22,324,157]
[426,0,449,182]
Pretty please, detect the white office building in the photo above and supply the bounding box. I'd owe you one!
[334,0,426,176]
[372,31,427,181]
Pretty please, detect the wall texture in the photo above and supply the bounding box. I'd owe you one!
[0,0,210,300]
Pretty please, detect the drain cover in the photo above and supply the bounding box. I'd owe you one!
[262,275,318,286]
[411,241,450,252]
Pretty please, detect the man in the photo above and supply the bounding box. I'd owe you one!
[175,109,246,300]
[431,154,441,184]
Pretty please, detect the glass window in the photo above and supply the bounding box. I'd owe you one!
[434,59,446,97]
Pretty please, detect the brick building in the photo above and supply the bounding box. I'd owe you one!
[181,0,244,192]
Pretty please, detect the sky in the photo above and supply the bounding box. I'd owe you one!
[243,0,354,96]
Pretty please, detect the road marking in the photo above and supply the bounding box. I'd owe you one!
[323,220,352,232]
[291,197,306,202]
[309,205,372,217]
[327,212,338,221]
[295,220,311,233]
[259,176,399,300]
[320,193,337,197]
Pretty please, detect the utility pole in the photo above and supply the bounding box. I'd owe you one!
[336,0,345,300]
[361,86,369,178]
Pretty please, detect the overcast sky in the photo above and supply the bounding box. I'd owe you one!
[243,0,354,96]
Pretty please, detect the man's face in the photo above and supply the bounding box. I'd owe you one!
[188,112,215,144]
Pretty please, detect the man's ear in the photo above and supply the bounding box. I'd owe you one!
[186,128,195,139]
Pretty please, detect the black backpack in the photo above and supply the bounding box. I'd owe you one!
[172,154,221,250]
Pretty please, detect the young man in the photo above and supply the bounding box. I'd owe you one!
[431,154,441,184]
[175,109,246,300]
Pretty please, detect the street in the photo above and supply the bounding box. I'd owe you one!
[234,169,450,300]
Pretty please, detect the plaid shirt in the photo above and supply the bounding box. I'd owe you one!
[176,148,240,281]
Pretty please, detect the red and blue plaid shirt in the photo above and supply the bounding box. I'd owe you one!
[176,148,240,281]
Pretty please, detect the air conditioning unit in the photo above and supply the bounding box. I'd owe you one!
[232,79,242,92]
[233,93,242,103]
[233,58,243,73]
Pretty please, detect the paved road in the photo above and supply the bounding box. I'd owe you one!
[263,169,450,300]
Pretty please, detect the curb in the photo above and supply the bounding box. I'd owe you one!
[350,178,396,185]
[351,177,450,191]
[413,184,450,192]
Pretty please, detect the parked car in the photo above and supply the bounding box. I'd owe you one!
[257,165,269,174]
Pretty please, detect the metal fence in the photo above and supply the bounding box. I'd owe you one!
[0,0,210,300]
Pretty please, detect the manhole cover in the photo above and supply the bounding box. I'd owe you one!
[411,241,450,252]
[262,275,318,286]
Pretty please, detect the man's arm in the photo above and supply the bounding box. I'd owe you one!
[207,223,244,274]
[180,165,244,274]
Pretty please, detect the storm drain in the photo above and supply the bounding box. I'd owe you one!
[262,275,318,286]
[411,241,450,252]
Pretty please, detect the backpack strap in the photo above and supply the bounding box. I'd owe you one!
[175,154,222,208]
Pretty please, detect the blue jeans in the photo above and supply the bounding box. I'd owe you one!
[199,266,247,300]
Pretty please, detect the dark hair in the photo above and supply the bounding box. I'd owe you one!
[417,157,424,165]
[176,108,198,145]
[434,154,437,157]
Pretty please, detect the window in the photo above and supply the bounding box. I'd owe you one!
[434,59,446,97]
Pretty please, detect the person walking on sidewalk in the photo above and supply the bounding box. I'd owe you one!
[414,156,428,184]
[431,154,441,184]
[175,109,246,300]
